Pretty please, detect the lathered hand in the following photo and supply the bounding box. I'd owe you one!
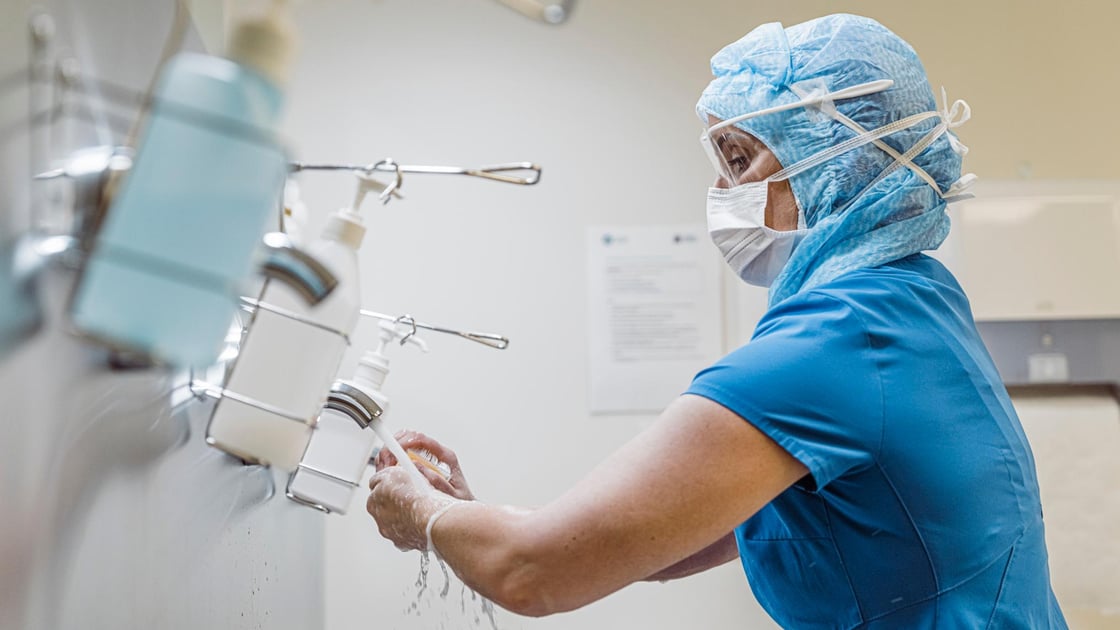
[375,430,476,501]
[366,465,457,551]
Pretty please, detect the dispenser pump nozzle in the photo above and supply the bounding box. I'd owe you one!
[322,172,387,250]
[354,320,428,393]
[377,320,429,354]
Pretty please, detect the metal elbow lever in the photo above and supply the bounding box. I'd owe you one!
[325,381,383,429]
[257,232,338,305]
[33,146,134,254]
[493,0,575,24]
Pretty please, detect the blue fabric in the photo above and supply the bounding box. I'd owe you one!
[686,255,1066,629]
[696,14,965,306]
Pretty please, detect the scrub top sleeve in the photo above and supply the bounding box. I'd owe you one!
[686,292,883,490]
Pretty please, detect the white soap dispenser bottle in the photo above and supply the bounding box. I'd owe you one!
[287,319,429,513]
[205,181,375,470]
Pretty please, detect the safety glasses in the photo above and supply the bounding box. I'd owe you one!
[700,79,894,185]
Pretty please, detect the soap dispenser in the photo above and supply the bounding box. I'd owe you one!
[286,319,429,513]
[69,0,298,368]
[205,177,377,470]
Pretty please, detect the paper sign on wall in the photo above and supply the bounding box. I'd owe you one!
[586,225,723,414]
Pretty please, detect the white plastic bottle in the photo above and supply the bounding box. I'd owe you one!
[288,320,431,513]
[205,194,368,470]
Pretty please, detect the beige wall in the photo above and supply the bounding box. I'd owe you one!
[280,1,1120,628]
[699,0,1120,179]
[1016,395,1120,627]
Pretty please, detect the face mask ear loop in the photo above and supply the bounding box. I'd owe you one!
[839,113,940,191]
[834,118,955,217]
[789,83,944,193]
[765,110,941,184]
[761,99,939,232]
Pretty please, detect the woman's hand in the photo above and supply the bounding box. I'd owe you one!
[366,465,457,551]
[374,430,476,501]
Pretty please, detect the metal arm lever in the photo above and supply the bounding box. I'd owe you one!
[360,310,510,350]
[493,0,575,24]
[290,160,541,186]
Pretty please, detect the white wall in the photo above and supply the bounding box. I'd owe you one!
[285,1,773,627]
[280,1,1120,628]
[1016,396,1120,627]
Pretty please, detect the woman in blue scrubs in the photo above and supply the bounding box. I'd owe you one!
[366,14,1067,628]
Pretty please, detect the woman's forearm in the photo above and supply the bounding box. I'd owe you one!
[643,531,739,582]
[376,395,807,617]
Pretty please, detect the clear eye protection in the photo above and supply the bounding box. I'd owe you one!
[700,127,762,186]
[699,79,894,185]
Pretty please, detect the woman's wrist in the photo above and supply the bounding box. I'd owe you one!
[421,490,470,549]
[425,496,469,555]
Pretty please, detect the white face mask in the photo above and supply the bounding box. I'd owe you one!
[706,180,807,287]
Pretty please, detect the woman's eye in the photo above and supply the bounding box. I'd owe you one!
[726,152,750,177]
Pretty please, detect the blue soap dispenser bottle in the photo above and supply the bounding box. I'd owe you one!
[70,0,296,368]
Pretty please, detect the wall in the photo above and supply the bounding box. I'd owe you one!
[1016,395,1120,627]
[280,1,1120,628]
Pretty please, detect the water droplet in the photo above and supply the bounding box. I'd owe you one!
[481,598,499,630]
[401,550,501,628]
[416,551,431,595]
[438,556,451,599]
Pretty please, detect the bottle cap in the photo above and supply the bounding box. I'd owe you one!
[227,0,296,87]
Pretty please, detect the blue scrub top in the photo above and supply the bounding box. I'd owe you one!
[687,255,1067,629]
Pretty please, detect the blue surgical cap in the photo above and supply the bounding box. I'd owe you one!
[697,14,967,305]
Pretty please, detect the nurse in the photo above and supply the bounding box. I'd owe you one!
[366,14,1068,628]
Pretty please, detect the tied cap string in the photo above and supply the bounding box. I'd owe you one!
[938,87,977,201]
[939,87,972,156]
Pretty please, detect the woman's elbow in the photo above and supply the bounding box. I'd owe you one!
[467,522,595,617]
[482,547,594,617]
[487,560,562,617]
